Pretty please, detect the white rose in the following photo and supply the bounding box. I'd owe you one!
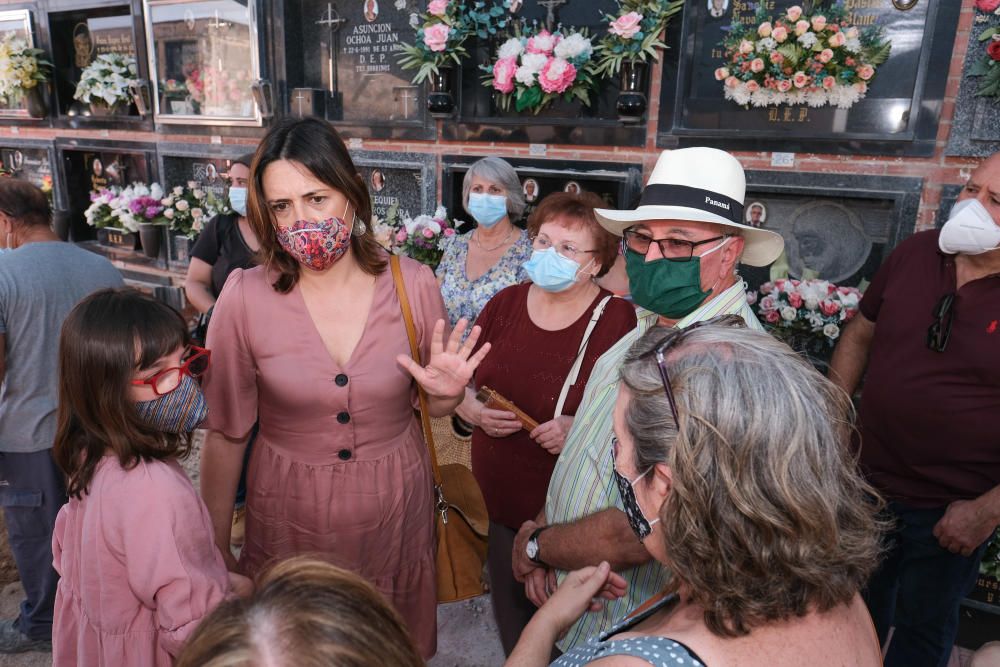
[804,298,819,311]
[780,306,798,321]
[175,200,190,211]
[823,323,840,340]
[193,189,205,199]
[192,218,203,232]
[498,37,524,60]
[515,65,537,86]
[163,208,174,219]
[191,207,204,218]
[173,185,184,196]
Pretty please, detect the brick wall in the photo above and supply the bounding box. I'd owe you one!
[1,0,980,234]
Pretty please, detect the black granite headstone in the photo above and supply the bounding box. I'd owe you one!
[281,0,431,137]
[48,4,138,118]
[660,0,961,156]
[350,150,437,221]
[57,140,156,241]
[945,10,1000,157]
[442,155,643,230]
[737,171,923,292]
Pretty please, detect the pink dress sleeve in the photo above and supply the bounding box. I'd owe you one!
[119,462,230,657]
[201,269,258,439]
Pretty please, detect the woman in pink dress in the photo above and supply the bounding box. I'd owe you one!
[51,289,252,667]
[199,117,488,659]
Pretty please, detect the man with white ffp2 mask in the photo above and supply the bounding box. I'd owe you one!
[829,152,1000,667]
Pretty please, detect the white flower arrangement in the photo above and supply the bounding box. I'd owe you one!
[750,278,863,347]
[0,34,51,104]
[73,52,138,110]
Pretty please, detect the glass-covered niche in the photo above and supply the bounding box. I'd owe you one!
[48,4,139,118]
[0,10,37,118]
[143,0,263,125]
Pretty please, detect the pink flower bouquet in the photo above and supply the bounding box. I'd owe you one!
[593,0,683,77]
[482,22,598,113]
[750,278,863,349]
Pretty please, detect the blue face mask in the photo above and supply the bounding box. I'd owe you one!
[228,186,248,217]
[467,192,508,228]
[523,247,591,293]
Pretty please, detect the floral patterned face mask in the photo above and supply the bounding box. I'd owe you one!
[276,202,354,271]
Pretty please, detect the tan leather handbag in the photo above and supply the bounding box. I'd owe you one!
[390,256,489,603]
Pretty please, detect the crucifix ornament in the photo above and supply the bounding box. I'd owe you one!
[537,0,567,31]
[317,3,348,95]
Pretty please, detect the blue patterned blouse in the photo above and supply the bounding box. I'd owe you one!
[435,229,532,327]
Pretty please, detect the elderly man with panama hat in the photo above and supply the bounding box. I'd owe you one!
[510,147,785,652]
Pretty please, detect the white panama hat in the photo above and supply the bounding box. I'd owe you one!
[594,147,785,266]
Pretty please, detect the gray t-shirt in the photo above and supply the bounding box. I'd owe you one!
[0,242,124,453]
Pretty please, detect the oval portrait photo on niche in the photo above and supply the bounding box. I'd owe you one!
[371,169,386,192]
[204,163,219,184]
[563,181,581,195]
[364,0,379,22]
[746,201,767,228]
[522,178,539,203]
[708,0,728,18]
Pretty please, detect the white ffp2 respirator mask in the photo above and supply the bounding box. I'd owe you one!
[939,199,1000,255]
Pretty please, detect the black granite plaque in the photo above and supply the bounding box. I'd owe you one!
[442,155,642,231]
[47,2,142,121]
[737,171,922,292]
[945,9,1000,157]
[350,150,437,222]
[279,0,433,138]
[937,183,964,228]
[659,0,961,156]
[56,138,156,242]
[443,0,647,147]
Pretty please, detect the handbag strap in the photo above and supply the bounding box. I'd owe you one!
[389,256,445,492]
[553,295,614,419]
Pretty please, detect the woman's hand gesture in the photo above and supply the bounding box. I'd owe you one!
[397,318,490,401]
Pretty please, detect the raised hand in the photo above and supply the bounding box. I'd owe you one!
[396,318,491,401]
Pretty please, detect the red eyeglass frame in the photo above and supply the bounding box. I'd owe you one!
[130,346,211,396]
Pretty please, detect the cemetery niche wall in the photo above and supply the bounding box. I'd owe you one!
[658,0,961,156]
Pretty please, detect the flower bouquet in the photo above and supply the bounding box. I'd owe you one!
[593,0,683,77]
[749,278,862,366]
[160,182,231,239]
[969,0,1000,99]
[716,4,890,109]
[85,183,167,233]
[385,205,456,268]
[398,0,510,84]
[483,23,599,113]
[0,34,52,106]
[73,52,138,114]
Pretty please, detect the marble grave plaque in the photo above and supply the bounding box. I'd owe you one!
[351,150,436,222]
[659,0,961,156]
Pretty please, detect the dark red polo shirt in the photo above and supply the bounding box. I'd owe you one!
[857,229,1000,507]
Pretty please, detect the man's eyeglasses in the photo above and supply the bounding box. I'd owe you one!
[531,234,598,262]
[131,346,211,396]
[926,293,955,353]
[622,229,728,262]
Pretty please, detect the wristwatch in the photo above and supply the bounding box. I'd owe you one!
[526,526,550,566]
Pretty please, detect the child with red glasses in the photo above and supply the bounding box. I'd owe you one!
[50,288,252,667]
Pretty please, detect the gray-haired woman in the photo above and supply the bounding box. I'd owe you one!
[436,157,533,328]
[508,317,886,667]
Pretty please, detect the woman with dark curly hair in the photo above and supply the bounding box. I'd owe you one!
[508,318,885,667]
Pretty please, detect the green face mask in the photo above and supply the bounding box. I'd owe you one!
[625,249,714,319]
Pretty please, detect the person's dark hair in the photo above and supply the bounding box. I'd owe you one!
[233,153,254,169]
[176,557,424,667]
[247,117,384,293]
[527,191,618,278]
[53,288,193,499]
[0,178,50,228]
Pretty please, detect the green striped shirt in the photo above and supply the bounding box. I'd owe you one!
[545,279,762,651]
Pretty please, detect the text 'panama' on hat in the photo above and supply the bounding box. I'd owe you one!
[594,147,785,266]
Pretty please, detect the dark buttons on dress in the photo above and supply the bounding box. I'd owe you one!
[338,449,352,461]
[337,411,351,424]
[335,373,348,387]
